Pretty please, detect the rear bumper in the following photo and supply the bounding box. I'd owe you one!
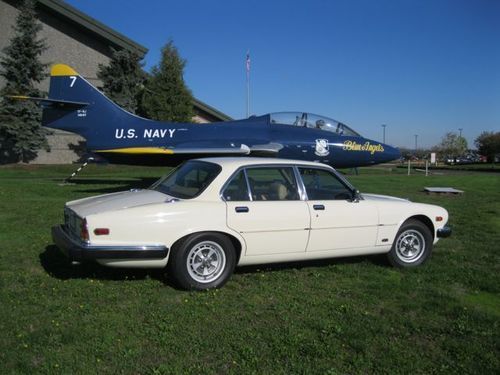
[437,226,452,238]
[52,225,169,262]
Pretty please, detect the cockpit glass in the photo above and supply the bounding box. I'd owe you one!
[269,112,360,137]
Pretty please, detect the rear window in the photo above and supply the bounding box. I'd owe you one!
[151,161,221,199]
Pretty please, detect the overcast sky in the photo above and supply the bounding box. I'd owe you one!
[64,0,500,149]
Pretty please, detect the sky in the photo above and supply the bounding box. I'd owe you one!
[64,0,499,149]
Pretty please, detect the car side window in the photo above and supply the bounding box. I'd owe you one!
[222,170,250,201]
[246,167,300,201]
[299,168,353,200]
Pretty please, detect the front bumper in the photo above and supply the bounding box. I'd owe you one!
[52,225,169,262]
[437,226,452,238]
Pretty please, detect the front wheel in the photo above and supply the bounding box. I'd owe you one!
[387,219,433,268]
[167,233,236,290]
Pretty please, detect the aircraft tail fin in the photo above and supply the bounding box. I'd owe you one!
[34,64,132,138]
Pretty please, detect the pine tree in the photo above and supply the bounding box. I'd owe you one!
[141,40,193,122]
[97,48,146,114]
[0,0,49,163]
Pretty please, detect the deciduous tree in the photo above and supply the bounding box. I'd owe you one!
[475,131,500,164]
[436,132,468,161]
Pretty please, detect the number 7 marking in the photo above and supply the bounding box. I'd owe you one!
[69,76,77,87]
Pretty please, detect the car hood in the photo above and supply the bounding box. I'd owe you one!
[361,193,410,203]
[67,189,173,217]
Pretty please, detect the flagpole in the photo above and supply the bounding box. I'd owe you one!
[246,51,250,118]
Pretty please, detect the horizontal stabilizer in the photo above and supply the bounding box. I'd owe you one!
[7,95,89,108]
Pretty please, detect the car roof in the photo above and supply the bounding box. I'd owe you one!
[193,156,334,170]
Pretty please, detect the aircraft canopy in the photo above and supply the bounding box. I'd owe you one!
[269,112,360,137]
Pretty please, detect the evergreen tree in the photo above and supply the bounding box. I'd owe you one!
[141,40,193,122]
[97,48,146,114]
[0,0,49,163]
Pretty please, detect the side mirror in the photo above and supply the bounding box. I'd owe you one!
[351,189,361,203]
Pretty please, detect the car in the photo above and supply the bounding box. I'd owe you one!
[52,157,451,290]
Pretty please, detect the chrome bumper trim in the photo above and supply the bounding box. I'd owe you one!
[52,225,168,261]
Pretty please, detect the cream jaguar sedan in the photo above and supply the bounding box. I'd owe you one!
[52,157,451,290]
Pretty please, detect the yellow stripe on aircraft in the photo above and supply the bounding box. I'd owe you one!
[51,64,78,76]
[94,147,175,155]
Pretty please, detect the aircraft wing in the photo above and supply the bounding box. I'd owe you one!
[171,143,284,155]
[249,143,283,155]
[170,144,251,155]
[95,144,251,155]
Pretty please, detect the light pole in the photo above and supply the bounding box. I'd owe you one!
[459,128,463,137]
[381,124,386,143]
[414,134,418,151]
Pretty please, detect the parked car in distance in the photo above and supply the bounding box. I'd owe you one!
[52,157,451,290]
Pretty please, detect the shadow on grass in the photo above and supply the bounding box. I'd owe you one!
[40,245,165,283]
[55,177,159,194]
[40,244,389,288]
[235,253,389,275]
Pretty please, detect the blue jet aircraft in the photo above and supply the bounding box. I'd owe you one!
[15,64,400,167]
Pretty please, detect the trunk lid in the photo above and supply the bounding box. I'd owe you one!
[67,189,173,217]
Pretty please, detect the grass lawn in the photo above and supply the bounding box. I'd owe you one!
[0,164,499,374]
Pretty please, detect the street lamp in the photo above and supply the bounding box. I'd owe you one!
[381,124,386,143]
[414,134,418,151]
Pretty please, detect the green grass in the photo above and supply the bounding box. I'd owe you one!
[1,164,499,374]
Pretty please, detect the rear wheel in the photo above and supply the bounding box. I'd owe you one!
[167,233,236,290]
[387,219,433,267]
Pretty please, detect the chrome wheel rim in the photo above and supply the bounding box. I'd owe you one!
[187,241,226,283]
[395,229,426,263]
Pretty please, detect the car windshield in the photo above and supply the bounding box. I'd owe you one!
[269,112,360,137]
[150,161,221,199]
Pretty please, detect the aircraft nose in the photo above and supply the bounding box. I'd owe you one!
[381,144,401,163]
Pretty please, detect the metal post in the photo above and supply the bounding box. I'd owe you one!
[64,157,94,183]
[459,128,463,137]
[414,134,418,151]
[382,124,386,143]
[425,160,428,176]
[246,51,250,118]
[408,159,411,176]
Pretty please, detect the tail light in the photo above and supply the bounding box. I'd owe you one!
[94,228,110,236]
[80,218,89,242]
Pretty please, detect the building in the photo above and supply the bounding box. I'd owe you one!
[0,0,231,163]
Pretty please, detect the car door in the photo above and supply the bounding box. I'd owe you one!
[298,167,379,252]
[224,166,310,256]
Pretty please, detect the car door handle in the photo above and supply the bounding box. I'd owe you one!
[235,206,249,213]
[313,204,325,211]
